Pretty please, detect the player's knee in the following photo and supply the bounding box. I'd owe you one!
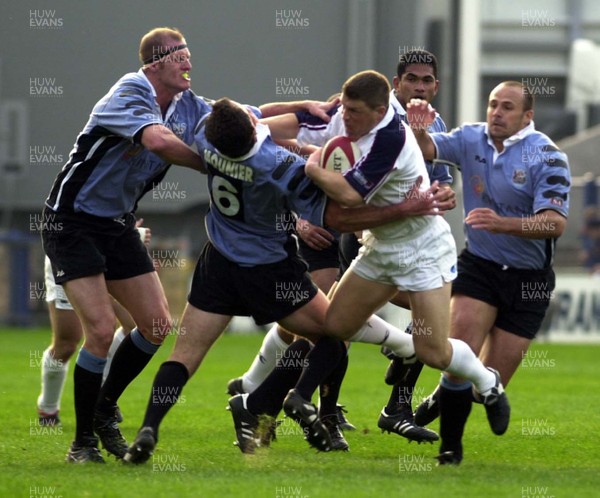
[89,331,117,355]
[53,341,78,360]
[450,310,477,341]
[137,312,173,344]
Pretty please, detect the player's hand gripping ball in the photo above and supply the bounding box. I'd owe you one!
[319,136,361,173]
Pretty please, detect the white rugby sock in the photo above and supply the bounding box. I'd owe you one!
[242,324,291,393]
[37,348,69,414]
[444,338,495,393]
[102,327,127,384]
[348,314,414,357]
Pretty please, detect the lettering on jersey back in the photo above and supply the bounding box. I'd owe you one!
[204,150,254,183]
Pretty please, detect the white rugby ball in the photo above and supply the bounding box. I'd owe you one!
[319,136,360,173]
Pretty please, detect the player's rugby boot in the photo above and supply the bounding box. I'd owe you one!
[227,393,261,454]
[435,450,462,466]
[321,414,349,451]
[123,427,157,464]
[335,404,356,431]
[66,436,105,464]
[226,377,245,396]
[283,389,331,452]
[414,387,440,426]
[93,407,128,458]
[474,367,510,436]
[38,410,61,427]
[378,405,439,443]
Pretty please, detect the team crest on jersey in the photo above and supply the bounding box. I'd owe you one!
[469,175,484,195]
[550,197,564,207]
[512,169,527,184]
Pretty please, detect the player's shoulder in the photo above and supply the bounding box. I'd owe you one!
[522,130,569,167]
[259,134,304,169]
[380,112,408,142]
[525,128,561,149]
[360,113,408,160]
[462,122,486,132]
[114,71,152,91]
[456,122,487,142]
[182,90,214,108]
[92,72,152,114]
[104,71,154,104]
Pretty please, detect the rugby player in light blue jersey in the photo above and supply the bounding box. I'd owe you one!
[42,27,209,464]
[408,80,570,464]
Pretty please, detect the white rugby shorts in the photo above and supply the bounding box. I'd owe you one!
[349,217,457,292]
[44,256,73,310]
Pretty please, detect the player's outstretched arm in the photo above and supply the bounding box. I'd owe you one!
[324,177,453,233]
[261,114,302,141]
[260,99,339,140]
[259,99,338,120]
[141,124,206,173]
[406,99,437,161]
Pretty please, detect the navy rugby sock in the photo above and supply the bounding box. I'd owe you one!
[318,349,349,418]
[96,329,159,414]
[73,348,106,443]
[439,380,473,458]
[385,360,425,414]
[141,361,189,440]
[294,337,346,402]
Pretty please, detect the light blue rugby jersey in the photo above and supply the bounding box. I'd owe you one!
[196,122,327,266]
[432,122,571,269]
[45,69,212,217]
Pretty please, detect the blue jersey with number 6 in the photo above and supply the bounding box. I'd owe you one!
[195,122,327,266]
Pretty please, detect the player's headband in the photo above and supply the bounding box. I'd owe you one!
[143,44,188,65]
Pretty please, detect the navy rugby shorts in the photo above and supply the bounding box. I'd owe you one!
[188,240,318,325]
[452,249,555,339]
[41,207,154,284]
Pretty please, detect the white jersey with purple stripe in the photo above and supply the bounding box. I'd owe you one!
[297,94,452,185]
[432,121,571,269]
[297,104,451,242]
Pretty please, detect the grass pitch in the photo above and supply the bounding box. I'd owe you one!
[0,327,598,498]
